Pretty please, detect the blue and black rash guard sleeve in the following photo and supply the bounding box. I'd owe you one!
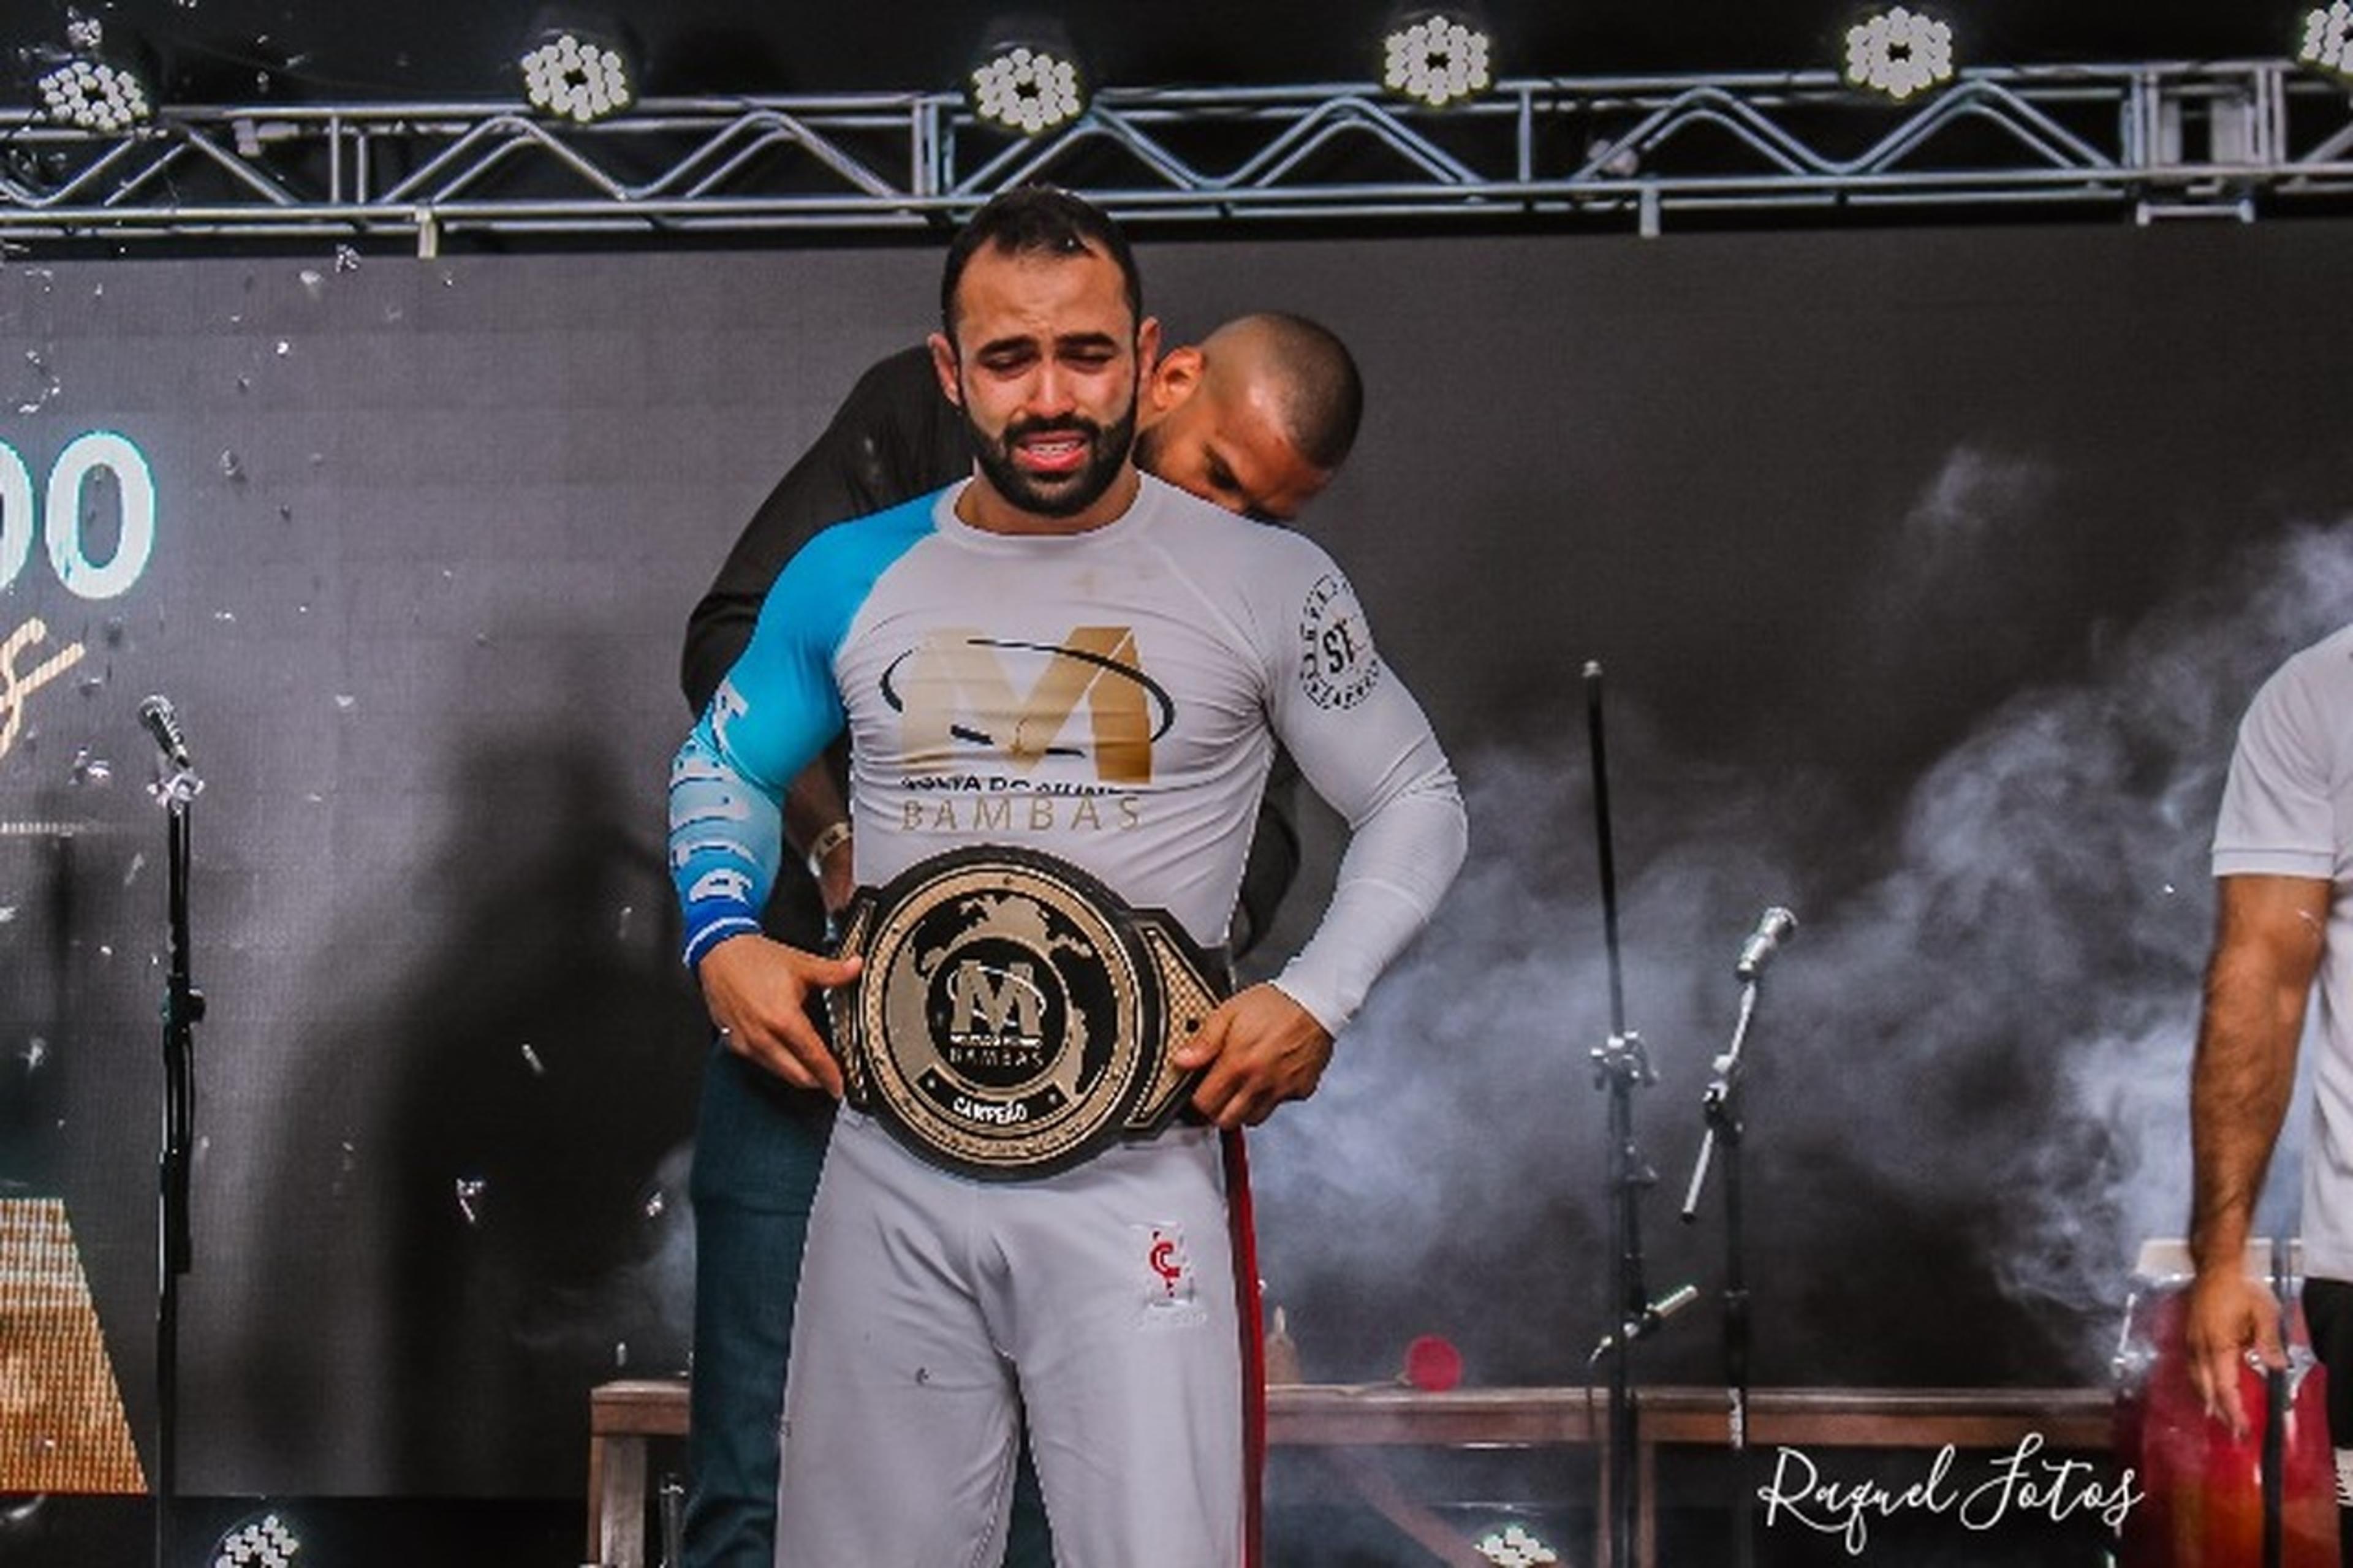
[669,501,934,969]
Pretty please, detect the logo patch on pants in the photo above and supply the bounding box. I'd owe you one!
[1135,1222,1206,1328]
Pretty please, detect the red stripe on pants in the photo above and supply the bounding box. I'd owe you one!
[1222,1129,1265,1568]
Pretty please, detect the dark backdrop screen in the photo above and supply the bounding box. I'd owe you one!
[2,223,2349,1494]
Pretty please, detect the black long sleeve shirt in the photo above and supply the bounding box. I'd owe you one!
[683,346,963,713]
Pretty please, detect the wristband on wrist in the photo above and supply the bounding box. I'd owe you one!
[805,820,854,876]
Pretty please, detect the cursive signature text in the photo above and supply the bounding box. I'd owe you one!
[1756,1432,2142,1555]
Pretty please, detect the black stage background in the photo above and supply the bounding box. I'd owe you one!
[2,221,2350,1507]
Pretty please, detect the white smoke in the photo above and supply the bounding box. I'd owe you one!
[1252,487,2353,1386]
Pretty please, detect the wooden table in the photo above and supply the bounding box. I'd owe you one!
[586,1379,2113,1567]
[586,1380,691,1568]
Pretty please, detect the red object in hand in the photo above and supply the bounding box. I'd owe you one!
[1403,1334,1463,1392]
[2116,1285,2338,1567]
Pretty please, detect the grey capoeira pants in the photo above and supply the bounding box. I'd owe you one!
[775,1108,1243,1568]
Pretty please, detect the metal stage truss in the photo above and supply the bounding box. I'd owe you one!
[1,59,2349,248]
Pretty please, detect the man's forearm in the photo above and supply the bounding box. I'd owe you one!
[784,767,855,914]
[2189,969,2300,1270]
[2188,875,2327,1271]
[1273,771,1466,1034]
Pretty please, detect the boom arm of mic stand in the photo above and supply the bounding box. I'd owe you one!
[1681,982,1757,1221]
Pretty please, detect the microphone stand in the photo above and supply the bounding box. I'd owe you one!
[2263,1235,2289,1568]
[1583,664,1657,1568]
[151,746,204,1568]
[1681,975,1765,1568]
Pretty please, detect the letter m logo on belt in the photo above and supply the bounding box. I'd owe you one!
[947,960,1046,1049]
[884,627,1172,784]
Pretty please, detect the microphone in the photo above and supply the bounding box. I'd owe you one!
[1591,1283,1702,1358]
[138,694,193,769]
[1733,906,1797,982]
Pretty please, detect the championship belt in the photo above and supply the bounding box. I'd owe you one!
[827,846,1230,1181]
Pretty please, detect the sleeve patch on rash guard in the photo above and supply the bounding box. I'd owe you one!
[1297,571,1384,711]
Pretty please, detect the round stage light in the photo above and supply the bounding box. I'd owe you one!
[211,1509,301,1568]
[1382,12,1495,108]
[2301,3,2353,79]
[518,26,636,124]
[1474,1521,1561,1566]
[1843,7,1957,102]
[968,43,1088,136]
[33,53,154,134]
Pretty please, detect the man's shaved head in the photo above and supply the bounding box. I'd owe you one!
[1131,311,1364,523]
[1197,314,1364,473]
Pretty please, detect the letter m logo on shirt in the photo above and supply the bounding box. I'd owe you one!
[892,627,1161,784]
